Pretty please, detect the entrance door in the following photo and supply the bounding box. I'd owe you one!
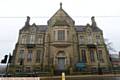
[57,57,65,70]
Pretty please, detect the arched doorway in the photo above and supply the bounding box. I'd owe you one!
[56,51,66,71]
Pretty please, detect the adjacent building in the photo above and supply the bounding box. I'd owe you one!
[110,53,120,69]
[8,3,111,75]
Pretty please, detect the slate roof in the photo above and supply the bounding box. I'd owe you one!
[20,24,102,33]
[36,25,48,32]
[20,3,102,33]
[75,25,86,32]
[75,25,102,32]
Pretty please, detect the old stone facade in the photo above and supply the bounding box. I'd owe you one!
[8,3,111,75]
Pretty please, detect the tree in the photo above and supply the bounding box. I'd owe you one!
[1,55,8,63]
[104,38,116,52]
[8,54,12,63]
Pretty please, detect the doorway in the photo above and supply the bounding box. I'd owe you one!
[57,57,65,70]
[56,51,66,71]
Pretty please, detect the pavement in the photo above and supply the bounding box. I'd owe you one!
[0,74,119,80]
[40,74,120,79]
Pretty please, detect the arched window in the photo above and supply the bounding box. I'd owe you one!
[98,50,104,63]
[36,50,42,63]
[18,50,24,62]
[90,49,95,63]
[81,49,87,63]
[27,50,32,62]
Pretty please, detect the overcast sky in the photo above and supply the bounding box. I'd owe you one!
[0,0,120,61]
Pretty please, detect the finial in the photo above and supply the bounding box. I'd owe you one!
[60,2,62,9]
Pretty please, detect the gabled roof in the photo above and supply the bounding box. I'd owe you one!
[20,5,102,33]
[47,3,74,26]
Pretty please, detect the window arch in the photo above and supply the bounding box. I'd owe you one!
[57,51,66,57]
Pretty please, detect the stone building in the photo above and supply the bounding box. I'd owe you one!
[8,3,111,75]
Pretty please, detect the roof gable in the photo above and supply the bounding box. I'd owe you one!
[47,3,74,26]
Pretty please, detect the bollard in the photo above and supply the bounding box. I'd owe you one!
[62,72,65,80]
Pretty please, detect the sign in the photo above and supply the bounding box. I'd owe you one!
[0,77,40,80]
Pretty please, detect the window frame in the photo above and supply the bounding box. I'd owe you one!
[81,49,87,63]
[90,49,95,63]
[57,30,65,41]
[29,34,35,44]
[18,50,24,62]
[98,50,104,63]
[27,50,33,62]
[36,50,41,63]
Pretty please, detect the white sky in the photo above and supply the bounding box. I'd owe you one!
[0,0,120,61]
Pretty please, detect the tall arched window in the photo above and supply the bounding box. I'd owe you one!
[27,50,32,62]
[81,49,87,63]
[90,49,95,63]
[18,50,24,63]
[98,50,104,63]
[36,50,42,63]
